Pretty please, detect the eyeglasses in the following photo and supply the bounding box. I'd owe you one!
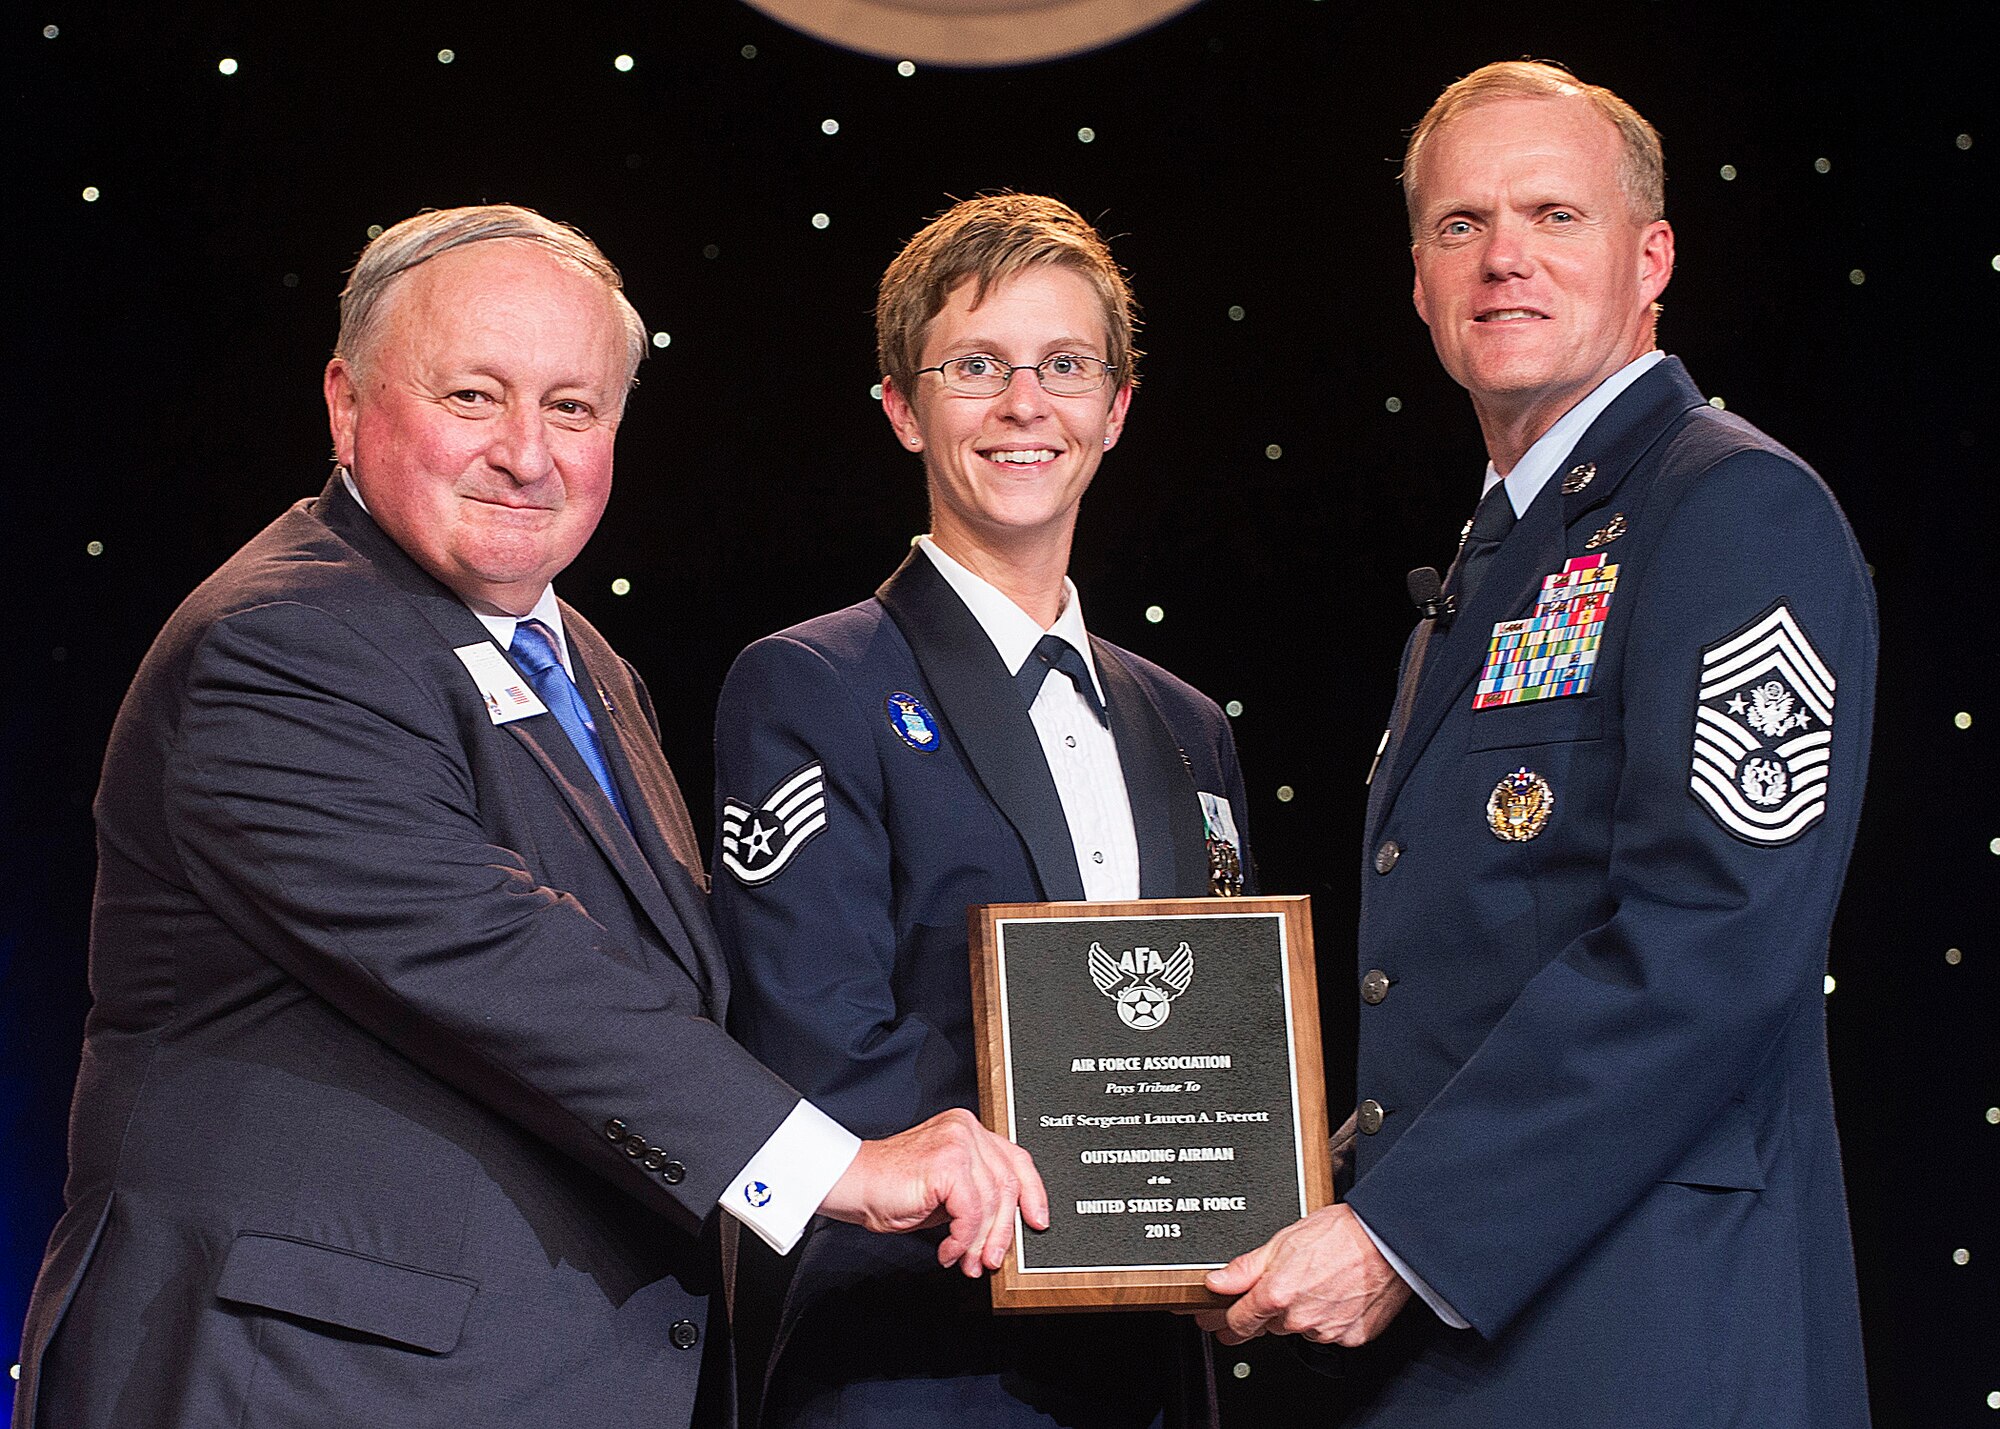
[914,353,1117,398]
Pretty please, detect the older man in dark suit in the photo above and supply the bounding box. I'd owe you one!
[11,204,1042,1429]
[1199,63,1876,1427]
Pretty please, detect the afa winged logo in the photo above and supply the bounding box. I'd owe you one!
[1089,941,1194,1031]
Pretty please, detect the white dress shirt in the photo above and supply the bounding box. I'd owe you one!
[340,468,858,1253]
[918,537,1142,901]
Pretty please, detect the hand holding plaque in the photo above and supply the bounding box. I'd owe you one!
[821,1107,1052,1276]
[969,896,1332,1311]
[1196,1202,1412,1344]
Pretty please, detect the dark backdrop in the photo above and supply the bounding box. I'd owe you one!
[5,1,1993,1420]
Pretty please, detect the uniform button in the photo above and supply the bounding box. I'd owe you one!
[662,1161,687,1184]
[1373,841,1401,874]
[669,1319,700,1350]
[1357,1099,1385,1135]
[622,1136,644,1157]
[1092,851,1105,864]
[604,1118,627,1141]
[1360,969,1391,1005]
[641,1147,666,1170]
[1065,735,1077,747]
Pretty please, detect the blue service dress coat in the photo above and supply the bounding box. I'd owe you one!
[12,475,803,1429]
[710,549,1249,1427]
[1334,358,1875,1426]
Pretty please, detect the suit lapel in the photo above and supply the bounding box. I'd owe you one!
[1093,642,1211,898]
[876,550,1086,901]
[1559,357,1706,531]
[1366,616,1436,837]
[563,612,726,1003]
[1373,479,1566,832]
[313,478,716,998]
[1368,359,1706,842]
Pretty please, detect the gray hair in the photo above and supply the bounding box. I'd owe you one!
[1403,61,1665,240]
[334,204,648,392]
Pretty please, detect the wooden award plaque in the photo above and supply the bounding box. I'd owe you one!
[969,896,1331,1312]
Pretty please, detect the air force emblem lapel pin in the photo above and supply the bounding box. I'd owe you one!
[720,761,828,885]
[1690,602,1836,846]
[884,691,941,752]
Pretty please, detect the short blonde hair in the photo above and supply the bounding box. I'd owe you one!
[1402,61,1665,238]
[876,192,1140,395]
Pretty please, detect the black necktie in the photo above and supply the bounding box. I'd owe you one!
[1444,481,1517,610]
[1018,634,1108,726]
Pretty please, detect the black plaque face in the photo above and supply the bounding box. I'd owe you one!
[992,911,1308,1273]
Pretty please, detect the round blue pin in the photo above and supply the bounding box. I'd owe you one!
[884,691,941,752]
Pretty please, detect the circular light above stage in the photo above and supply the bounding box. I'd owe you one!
[740,0,1204,67]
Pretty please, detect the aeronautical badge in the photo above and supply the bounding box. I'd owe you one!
[719,761,828,885]
[1689,602,1835,846]
[1089,940,1194,1030]
[1584,513,1627,549]
[1561,461,1597,494]
[1487,767,1554,841]
[884,691,940,752]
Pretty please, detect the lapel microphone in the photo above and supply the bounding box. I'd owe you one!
[1407,566,1456,622]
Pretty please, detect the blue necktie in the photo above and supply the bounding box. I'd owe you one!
[510,619,631,826]
[1018,633,1108,727]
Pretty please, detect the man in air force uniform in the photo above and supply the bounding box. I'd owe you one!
[1198,63,1876,1429]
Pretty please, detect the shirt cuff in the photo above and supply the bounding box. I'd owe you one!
[720,1099,862,1255]
[1353,1211,1470,1330]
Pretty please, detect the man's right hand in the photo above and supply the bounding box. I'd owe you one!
[817,1108,1049,1277]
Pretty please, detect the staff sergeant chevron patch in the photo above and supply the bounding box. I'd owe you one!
[721,761,828,884]
[1689,603,1835,846]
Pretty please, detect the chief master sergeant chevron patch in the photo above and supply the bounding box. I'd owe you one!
[1689,602,1835,846]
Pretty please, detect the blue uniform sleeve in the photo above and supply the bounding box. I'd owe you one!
[1345,449,1877,1336]
[711,634,935,1139]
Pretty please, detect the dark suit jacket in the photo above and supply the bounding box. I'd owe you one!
[1338,359,1875,1426]
[710,550,1248,1427]
[13,475,802,1429]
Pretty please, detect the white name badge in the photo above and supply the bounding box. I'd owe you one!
[453,642,549,726]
